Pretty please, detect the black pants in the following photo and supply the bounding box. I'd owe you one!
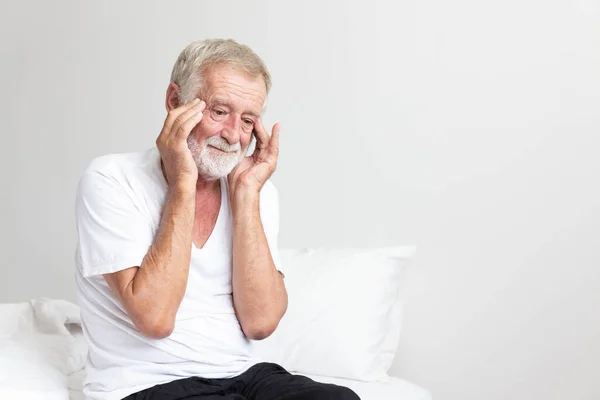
[123,362,360,400]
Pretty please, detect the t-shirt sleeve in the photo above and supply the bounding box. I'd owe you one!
[76,169,155,278]
[260,181,283,275]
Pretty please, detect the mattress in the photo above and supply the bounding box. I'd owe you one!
[0,299,431,400]
[309,374,432,400]
[67,371,431,400]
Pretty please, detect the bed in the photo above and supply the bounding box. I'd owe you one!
[66,371,431,400]
[1,248,431,399]
[0,298,431,400]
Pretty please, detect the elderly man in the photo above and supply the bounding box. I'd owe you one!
[75,39,359,400]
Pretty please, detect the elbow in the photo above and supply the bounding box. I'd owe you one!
[238,292,288,340]
[136,316,175,339]
[244,324,276,341]
[241,317,280,341]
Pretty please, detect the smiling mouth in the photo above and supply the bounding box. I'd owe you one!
[209,145,236,154]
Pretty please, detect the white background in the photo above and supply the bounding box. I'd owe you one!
[1,1,599,399]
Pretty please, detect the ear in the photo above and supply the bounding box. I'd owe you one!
[165,83,181,112]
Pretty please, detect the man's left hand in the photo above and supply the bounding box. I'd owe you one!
[228,119,280,200]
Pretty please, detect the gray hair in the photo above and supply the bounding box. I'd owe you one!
[170,39,272,105]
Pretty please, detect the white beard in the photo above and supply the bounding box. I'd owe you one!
[187,135,244,181]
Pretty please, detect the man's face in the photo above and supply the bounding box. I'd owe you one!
[187,65,267,181]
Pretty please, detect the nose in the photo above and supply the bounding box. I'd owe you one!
[220,115,242,144]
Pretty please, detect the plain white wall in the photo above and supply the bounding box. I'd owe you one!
[1,1,599,399]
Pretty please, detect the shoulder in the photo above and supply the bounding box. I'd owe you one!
[82,148,155,182]
[77,148,159,203]
[79,148,158,189]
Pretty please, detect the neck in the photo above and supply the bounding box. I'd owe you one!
[195,175,221,194]
[160,161,221,194]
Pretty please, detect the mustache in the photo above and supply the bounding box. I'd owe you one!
[205,135,241,153]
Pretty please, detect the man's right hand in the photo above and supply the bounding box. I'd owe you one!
[156,98,206,187]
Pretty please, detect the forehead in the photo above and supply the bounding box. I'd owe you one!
[203,65,267,115]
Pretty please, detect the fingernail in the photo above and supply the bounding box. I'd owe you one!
[193,98,200,104]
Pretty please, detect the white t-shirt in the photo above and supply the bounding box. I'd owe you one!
[74,147,281,400]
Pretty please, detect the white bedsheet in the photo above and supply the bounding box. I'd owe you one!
[0,299,431,400]
[65,371,432,400]
[0,299,86,400]
[308,374,432,400]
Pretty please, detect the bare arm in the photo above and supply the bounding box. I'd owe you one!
[227,120,287,340]
[103,183,195,339]
[102,98,205,339]
[231,189,287,340]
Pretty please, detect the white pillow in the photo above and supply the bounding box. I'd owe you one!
[253,246,416,381]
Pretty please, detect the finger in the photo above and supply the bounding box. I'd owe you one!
[253,119,270,150]
[170,100,206,136]
[268,123,280,155]
[163,98,202,133]
[175,107,205,140]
